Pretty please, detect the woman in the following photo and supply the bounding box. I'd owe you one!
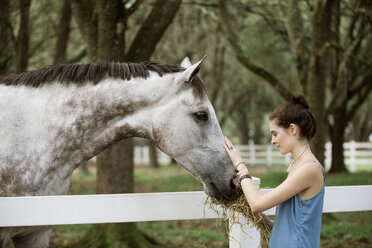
[224,94,325,248]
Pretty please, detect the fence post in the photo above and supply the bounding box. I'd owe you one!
[349,141,356,172]
[267,145,272,168]
[229,177,261,248]
[229,217,261,248]
[325,142,332,171]
[249,140,256,166]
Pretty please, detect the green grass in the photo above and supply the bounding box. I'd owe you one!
[51,165,372,248]
[321,212,372,247]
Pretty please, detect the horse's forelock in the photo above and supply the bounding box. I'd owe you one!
[190,76,208,100]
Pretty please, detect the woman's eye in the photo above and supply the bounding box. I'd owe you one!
[193,111,209,121]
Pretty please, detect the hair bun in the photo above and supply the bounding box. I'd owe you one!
[292,93,310,109]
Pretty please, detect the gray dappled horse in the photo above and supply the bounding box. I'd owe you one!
[0,57,238,247]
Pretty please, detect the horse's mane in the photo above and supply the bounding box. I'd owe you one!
[0,61,207,98]
[0,61,184,87]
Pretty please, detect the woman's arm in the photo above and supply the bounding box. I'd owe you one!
[239,167,316,212]
[224,137,318,213]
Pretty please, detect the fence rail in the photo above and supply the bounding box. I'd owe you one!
[1,184,372,247]
[134,141,372,172]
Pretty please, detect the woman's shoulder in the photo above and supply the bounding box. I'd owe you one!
[298,160,324,179]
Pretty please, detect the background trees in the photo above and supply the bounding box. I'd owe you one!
[1,0,371,246]
[217,0,372,172]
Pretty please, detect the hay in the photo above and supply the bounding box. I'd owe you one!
[205,192,271,245]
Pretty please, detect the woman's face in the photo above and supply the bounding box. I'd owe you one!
[269,120,296,154]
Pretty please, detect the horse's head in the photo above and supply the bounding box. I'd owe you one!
[151,57,238,200]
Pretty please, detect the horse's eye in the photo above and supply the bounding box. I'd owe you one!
[193,111,209,121]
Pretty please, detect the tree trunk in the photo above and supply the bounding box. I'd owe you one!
[71,0,182,246]
[307,0,334,165]
[97,0,125,61]
[80,1,151,247]
[14,0,32,73]
[125,0,182,61]
[69,0,98,62]
[147,140,159,168]
[236,111,249,145]
[53,0,72,64]
[0,0,14,74]
[253,118,264,145]
[351,113,372,142]
[329,105,348,173]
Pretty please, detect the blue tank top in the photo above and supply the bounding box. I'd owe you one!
[269,161,325,248]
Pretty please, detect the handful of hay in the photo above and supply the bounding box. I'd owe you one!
[206,191,271,244]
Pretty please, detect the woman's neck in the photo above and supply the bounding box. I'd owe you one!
[291,140,312,163]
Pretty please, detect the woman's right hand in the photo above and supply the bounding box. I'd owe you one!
[224,136,249,174]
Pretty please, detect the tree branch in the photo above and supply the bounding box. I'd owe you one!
[346,72,372,122]
[125,0,182,62]
[183,1,218,8]
[219,88,252,127]
[364,0,372,27]
[239,2,287,37]
[124,0,144,18]
[326,36,362,117]
[327,11,371,117]
[67,48,87,64]
[69,0,98,61]
[285,0,308,92]
[218,0,291,100]
[349,67,372,98]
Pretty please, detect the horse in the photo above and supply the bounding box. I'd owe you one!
[0,57,238,247]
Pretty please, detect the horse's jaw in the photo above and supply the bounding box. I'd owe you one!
[170,145,238,200]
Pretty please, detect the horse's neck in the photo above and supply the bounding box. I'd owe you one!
[2,74,168,176]
[52,76,166,164]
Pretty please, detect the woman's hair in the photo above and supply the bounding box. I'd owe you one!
[269,93,317,140]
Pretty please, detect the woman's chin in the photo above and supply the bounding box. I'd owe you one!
[278,148,289,155]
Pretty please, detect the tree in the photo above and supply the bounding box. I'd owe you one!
[69,0,182,246]
[349,94,372,142]
[0,0,33,74]
[14,0,32,73]
[0,0,14,74]
[53,0,72,64]
[217,0,372,172]
[325,0,372,172]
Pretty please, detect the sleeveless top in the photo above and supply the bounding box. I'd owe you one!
[269,161,325,248]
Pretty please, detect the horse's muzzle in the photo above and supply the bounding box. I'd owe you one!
[204,177,239,200]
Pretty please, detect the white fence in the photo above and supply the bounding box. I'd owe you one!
[134,146,171,165]
[238,141,372,172]
[1,180,372,247]
[135,141,372,172]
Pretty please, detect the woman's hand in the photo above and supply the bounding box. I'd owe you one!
[224,136,249,174]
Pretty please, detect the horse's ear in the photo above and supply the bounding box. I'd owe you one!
[181,57,192,68]
[179,55,207,83]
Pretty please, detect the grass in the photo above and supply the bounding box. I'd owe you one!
[51,165,372,248]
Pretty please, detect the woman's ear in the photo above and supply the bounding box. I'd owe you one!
[289,123,298,136]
